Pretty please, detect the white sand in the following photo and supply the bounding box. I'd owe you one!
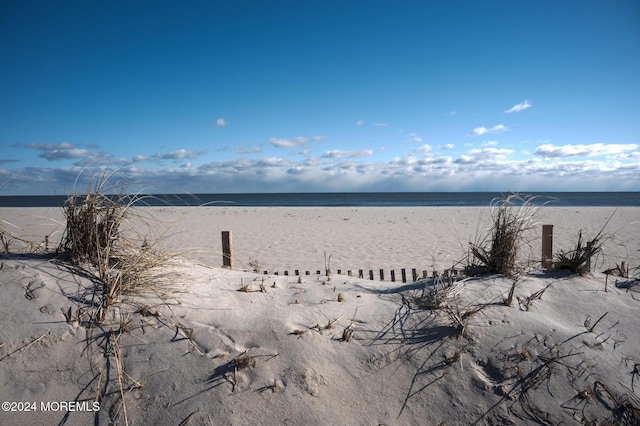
[3,206,635,271]
[1,206,639,425]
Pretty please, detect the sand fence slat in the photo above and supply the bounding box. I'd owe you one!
[542,224,554,269]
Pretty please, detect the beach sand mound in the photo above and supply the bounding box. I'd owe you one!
[1,252,639,425]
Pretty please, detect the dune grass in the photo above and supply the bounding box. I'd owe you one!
[56,173,192,321]
[58,183,174,322]
[554,230,602,276]
[468,193,543,277]
[554,211,618,277]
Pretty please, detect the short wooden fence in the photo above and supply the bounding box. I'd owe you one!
[263,267,462,283]
[220,224,561,282]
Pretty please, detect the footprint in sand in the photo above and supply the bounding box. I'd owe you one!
[303,368,326,397]
[471,360,510,397]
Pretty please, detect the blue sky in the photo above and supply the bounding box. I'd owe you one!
[1,1,639,195]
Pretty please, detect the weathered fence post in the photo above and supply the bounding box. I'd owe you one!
[221,231,233,269]
[542,224,553,269]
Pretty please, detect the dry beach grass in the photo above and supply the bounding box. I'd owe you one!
[1,193,639,425]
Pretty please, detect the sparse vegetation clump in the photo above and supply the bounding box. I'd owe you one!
[468,194,542,277]
[58,177,173,323]
[555,230,604,276]
[554,212,616,276]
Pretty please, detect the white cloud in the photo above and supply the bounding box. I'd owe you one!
[405,133,422,143]
[534,143,639,158]
[213,118,228,127]
[45,148,92,161]
[160,149,206,162]
[619,151,640,159]
[256,157,290,167]
[440,144,454,150]
[455,155,475,165]
[411,144,432,154]
[371,122,390,127]
[25,141,92,161]
[269,136,326,148]
[25,141,75,151]
[468,147,515,157]
[322,149,374,159]
[469,124,506,137]
[235,146,262,154]
[504,100,532,114]
[454,147,515,165]
[356,120,364,127]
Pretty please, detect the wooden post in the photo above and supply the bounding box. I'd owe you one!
[390,270,396,282]
[221,231,233,269]
[369,270,374,280]
[542,224,553,269]
[401,269,407,283]
[379,269,385,281]
[412,268,418,282]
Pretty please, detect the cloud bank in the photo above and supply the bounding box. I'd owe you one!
[534,143,638,158]
[2,141,638,195]
[269,136,326,148]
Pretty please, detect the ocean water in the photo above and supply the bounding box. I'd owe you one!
[1,192,639,207]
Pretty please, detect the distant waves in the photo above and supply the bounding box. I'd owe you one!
[2,192,639,207]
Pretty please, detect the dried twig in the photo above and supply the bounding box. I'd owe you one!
[0,331,50,362]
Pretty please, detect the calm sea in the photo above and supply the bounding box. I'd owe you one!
[1,192,639,207]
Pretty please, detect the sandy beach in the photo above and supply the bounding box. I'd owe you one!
[1,205,639,425]
[2,206,637,273]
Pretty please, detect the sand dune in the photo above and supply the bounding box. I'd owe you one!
[1,206,638,425]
